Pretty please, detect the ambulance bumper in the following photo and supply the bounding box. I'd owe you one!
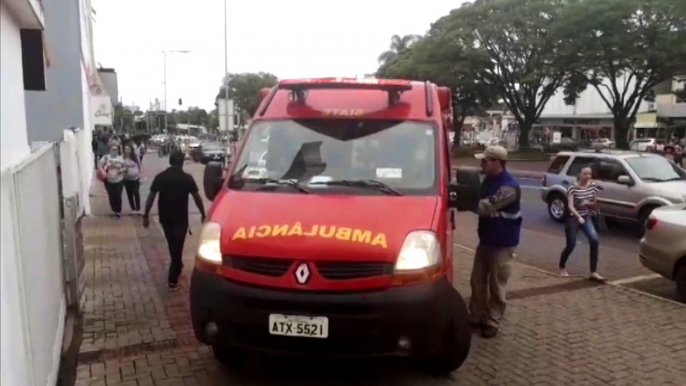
[189,268,467,358]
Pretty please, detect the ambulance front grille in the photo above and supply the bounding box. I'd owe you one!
[223,256,294,277]
[315,261,394,280]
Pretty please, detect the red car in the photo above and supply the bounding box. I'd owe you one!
[191,78,480,374]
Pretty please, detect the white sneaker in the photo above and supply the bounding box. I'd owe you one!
[559,269,570,277]
[589,272,606,282]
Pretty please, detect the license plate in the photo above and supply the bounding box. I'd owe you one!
[268,314,329,338]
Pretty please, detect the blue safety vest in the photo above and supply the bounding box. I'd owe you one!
[478,170,522,248]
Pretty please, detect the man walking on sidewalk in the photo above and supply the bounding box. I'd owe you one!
[470,146,522,339]
[143,150,206,290]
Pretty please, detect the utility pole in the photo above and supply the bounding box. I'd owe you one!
[224,0,233,153]
[163,51,167,132]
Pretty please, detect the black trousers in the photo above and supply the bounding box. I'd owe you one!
[123,179,141,211]
[104,181,124,214]
[161,221,189,284]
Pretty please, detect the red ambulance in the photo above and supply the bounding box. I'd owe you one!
[192,78,481,374]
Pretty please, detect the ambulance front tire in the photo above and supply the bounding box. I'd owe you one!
[421,293,472,375]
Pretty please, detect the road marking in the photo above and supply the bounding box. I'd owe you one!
[453,243,474,253]
[608,273,663,286]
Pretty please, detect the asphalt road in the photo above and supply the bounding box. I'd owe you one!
[139,148,681,303]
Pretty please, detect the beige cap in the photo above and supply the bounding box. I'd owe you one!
[474,145,508,161]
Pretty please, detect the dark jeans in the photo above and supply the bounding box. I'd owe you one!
[161,221,189,284]
[123,179,141,211]
[559,215,599,272]
[104,181,124,214]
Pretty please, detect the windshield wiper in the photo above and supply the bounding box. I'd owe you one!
[310,179,403,196]
[243,178,310,194]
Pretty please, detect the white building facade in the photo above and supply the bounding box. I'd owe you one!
[2,0,105,384]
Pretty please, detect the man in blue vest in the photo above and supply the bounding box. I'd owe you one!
[470,145,522,339]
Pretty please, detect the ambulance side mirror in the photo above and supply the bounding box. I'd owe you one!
[203,162,224,201]
[449,168,481,212]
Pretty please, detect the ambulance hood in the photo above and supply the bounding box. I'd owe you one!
[213,191,439,263]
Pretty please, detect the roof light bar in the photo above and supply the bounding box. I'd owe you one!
[258,78,414,116]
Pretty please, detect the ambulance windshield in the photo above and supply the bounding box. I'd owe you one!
[229,119,438,195]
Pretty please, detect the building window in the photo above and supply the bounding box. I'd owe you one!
[20,29,46,91]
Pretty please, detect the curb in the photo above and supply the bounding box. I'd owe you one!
[453,166,545,180]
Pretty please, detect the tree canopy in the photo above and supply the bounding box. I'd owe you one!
[376,0,572,148]
[558,0,686,148]
[377,34,421,66]
[377,32,497,146]
[375,0,686,149]
[216,72,278,118]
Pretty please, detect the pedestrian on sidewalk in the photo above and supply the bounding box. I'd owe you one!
[137,141,147,164]
[98,145,125,218]
[558,165,605,282]
[123,144,142,215]
[469,146,522,339]
[142,150,206,291]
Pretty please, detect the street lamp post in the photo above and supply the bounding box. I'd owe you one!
[162,50,190,132]
[223,0,234,153]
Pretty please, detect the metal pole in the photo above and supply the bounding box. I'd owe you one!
[224,0,232,152]
[163,51,168,133]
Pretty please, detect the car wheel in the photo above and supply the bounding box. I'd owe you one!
[421,293,472,375]
[212,343,242,365]
[676,261,686,303]
[547,193,568,222]
[637,205,658,238]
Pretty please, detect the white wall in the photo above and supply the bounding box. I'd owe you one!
[540,74,652,118]
[1,3,38,385]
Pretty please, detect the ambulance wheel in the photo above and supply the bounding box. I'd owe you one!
[212,343,242,366]
[421,294,472,375]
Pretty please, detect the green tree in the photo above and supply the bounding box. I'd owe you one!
[216,72,278,118]
[377,33,497,147]
[377,34,421,66]
[444,0,573,148]
[559,0,686,148]
[113,104,135,131]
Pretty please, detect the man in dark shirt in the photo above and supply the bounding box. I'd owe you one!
[143,151,206,290]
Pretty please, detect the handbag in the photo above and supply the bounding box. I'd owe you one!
[97,157,109,181]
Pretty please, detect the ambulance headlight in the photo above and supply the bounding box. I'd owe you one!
[394,231,440,271]
[197,222,222,263]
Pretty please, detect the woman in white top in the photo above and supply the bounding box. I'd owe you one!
[558,166,605,282]
[98,145,125,217]
[123,144,142,214]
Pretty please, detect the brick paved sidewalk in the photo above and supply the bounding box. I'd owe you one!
[74,209,686,385]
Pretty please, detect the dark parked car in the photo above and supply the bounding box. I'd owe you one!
[200,147,227,165]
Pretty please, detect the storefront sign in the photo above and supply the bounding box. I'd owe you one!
[91,95,113,126]
[552,132,562,144]
[562,119,601,126]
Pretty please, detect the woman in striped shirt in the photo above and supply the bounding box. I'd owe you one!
[559,166,605,282]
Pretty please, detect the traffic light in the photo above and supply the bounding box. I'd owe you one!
[178,98,182,106]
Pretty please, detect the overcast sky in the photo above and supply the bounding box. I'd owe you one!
[91,0,463,111]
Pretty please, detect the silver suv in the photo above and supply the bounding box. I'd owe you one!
[541,151,686,231]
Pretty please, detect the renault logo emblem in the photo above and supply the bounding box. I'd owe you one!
[294,263,311,284]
